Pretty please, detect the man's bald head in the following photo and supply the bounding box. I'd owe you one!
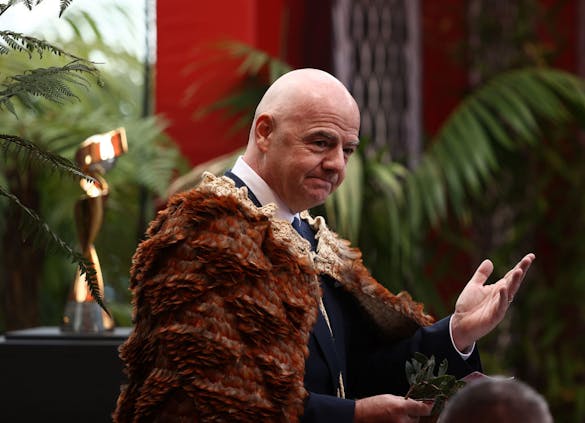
[242,68,361,212]
[247,69,359,150]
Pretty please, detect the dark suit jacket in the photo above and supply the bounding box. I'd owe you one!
[225,171,481,423]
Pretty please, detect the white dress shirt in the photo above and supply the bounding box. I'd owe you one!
[231,156,298,223]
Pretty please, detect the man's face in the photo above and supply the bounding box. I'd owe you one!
[258,96,360,213]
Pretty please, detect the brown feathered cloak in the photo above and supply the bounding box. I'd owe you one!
[113,173,434,423]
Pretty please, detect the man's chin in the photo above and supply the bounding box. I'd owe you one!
[302,192,329,210]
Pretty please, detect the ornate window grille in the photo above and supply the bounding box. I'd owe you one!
[332,0,421,167]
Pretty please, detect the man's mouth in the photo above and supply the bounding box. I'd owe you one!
[309,174,338,185]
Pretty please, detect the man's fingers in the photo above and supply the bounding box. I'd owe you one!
[518,253,535,273]
[404,398,433,417]
[505,269,521,301]
[469,259,494,286]
[502,253,535,280]
[506,254,535,299]
[499,286,511,308]
[472,254,534,289]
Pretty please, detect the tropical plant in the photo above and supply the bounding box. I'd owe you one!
[0,1,188,330]
[440,3,585,420]
[332,68,585,309]
[0,0,106,330]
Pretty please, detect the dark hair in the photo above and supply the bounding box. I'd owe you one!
[438,377,553,423]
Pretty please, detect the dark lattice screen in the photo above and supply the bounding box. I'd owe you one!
[332,0,421,166]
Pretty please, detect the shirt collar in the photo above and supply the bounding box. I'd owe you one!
[231,156,297,223]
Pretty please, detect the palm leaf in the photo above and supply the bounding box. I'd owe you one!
[325,151,363,243]
[218,41,292,81]
[351,67,585,305]
[411,67,585,229]
[193,41,585,318]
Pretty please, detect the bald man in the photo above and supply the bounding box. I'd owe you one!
[114,69,534,423]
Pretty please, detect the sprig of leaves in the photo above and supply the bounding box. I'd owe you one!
[0,0,73,17]
[0,60,101,116]
[0,30,86,61]
[405,353,466,415]
[0,1,37,15]
[0,186,109,315]
[1,133,95,182]
[58,0,73,16]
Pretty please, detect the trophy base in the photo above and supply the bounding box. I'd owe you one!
[61,301,115,334]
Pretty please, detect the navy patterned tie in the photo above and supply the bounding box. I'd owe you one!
[292,217,317,251]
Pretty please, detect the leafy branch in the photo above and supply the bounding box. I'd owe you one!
[405,353,466,415]
[0,30,87,61]
[0,0,112,317]
[0,0,73,17]
[1,134,95,182]
[0,60,101,116]
[0,186,109,315]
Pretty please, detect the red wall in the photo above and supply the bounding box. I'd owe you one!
[156,0,288,165]
[421,0,468,136]
[156,0,331,166]
[157,1,580,166]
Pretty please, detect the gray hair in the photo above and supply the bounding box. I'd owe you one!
[438,377,553,423]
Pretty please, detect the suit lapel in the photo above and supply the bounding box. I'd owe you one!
[312,310,343,393]
[224,170,262,207]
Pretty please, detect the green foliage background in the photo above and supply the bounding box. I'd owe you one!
[0,2,188,328]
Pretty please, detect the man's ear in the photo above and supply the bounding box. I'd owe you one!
[254,114,273,153]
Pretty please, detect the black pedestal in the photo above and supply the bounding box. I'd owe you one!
[0,326,131,423]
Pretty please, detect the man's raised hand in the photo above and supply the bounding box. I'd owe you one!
[450,253,535,352]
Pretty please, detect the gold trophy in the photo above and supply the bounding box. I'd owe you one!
[61,128,128,333]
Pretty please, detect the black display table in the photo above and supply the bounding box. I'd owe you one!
[0,326,132,422]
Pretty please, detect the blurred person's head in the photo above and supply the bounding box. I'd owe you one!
[438,377,553,423]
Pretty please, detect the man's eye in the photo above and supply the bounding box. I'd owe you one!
[314,140,328,148]
[344,148,356,156]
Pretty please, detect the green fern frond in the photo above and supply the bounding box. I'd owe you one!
[0,0,46,15]
[0,60,99,115]
[408,67,585,231]
[0,1,14,15]
[59,0,73,17]
[0,30,86,61]
[0,134,94,182]
[0,185,109,315]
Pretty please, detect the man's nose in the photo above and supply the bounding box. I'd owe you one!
[323,146,346,172]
